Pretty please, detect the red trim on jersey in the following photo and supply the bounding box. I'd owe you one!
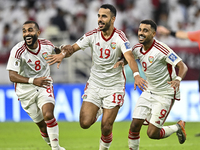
[15,44,26,59]
[101,28,116,42]
[132,43,142,52]
[167,63,172,81]
[39,39,54,48]
[162,99,174,125]
[25,40,41,55]
[85,28,99,37]
[140,40,155,55]
[154,41,170,55]
[115,28,128,42]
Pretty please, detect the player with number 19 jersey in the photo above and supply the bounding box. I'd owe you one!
[76,28,131,88]
[132,39,182,99]
[6,38,55,100]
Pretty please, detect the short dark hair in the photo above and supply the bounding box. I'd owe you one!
[23,20,40,30]
[100,4,116,17]
[140,19,157,31]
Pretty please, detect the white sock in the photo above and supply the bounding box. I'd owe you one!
[160,124,179,138]
[99,133,113,150]
[128,130,140,150]
[45,118,59,150]
[40,130,51,147]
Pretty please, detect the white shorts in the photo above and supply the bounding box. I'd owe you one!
[132,91,174,128]
[82,82,125,109]
[20,85,55,123]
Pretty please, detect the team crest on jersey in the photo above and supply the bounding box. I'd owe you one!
[111,42,116,49]
[124,42,131,49]
[148,56,154,63]
[168,53,177,62]
[42,52,48,60]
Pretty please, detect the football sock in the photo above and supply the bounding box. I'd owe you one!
[45,118,60,150]
[40,130,51,147]
[99,133,113,150]
[160,124,179,138]
[128,130,140,150]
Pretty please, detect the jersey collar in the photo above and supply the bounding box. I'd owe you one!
[140,39,155,55]
[25,40,41,55]
[101,28,116,42]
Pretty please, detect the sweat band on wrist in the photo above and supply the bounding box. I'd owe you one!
[175,76,182,81]
[133,72,140,78]
[28,78,34,84]
[170,31,176,37]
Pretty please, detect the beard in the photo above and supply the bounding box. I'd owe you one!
[99,19,111,32]
[24,34,38,48]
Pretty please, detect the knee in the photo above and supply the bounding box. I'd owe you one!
[43,111,54,121]
[79,119,92,129]
[147,130,160,139]
[101,123,112,135]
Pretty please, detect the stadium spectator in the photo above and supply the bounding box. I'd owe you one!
[6,20,65,150]
[116,20,188,149]
[47,4,147,150]
[157,25,200,137]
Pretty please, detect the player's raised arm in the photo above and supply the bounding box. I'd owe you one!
[47,43,80,68]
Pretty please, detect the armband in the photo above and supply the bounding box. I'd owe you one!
[170,31,176,37]
[175,76,182,81]
[28,78,34,84]
[133,72,140,78]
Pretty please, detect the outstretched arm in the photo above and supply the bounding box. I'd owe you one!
[9,70,51,88]
[167,61,188,91]
[124,51,148,91]
[47,43,81,68]
[157,26,189,39]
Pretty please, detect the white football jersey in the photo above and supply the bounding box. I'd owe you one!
[6,38,55,99]
[132,39,182,100]
[76,28,132,88]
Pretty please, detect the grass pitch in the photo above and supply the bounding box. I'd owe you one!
[0,121,199,150]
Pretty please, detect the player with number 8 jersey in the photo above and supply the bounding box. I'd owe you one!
[6,20,65,150]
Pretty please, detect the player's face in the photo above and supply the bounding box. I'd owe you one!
[22,23,40,49]
[98,8,115,32]
[138,24,155,45]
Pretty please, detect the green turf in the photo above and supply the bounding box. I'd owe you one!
[0,121,199,150]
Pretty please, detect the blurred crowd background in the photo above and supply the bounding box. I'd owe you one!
[0,0,199,83]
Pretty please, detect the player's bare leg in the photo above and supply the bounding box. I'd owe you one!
[79,101,100,129]
[36,120,51,147]
[128,118,143,150]
[42,103,65,150]
[99,106,119,150]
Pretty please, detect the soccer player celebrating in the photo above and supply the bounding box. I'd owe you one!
[116,20,188,150]
[47,4,147,150]
[6,20,65,150]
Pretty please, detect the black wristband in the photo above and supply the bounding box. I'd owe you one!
[170,31,176,37]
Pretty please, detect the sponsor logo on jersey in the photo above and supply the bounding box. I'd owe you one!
[148,56,154,63]
[96,42,100,46]
[124,42,131,49]
[27,59,32,63]
[155,120,160,125]
[111,42,116,49]
[42,52,48,60]
[168,53,177,62]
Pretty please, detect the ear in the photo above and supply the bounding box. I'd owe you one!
[111,16,115,23]
[37,30,41,36]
